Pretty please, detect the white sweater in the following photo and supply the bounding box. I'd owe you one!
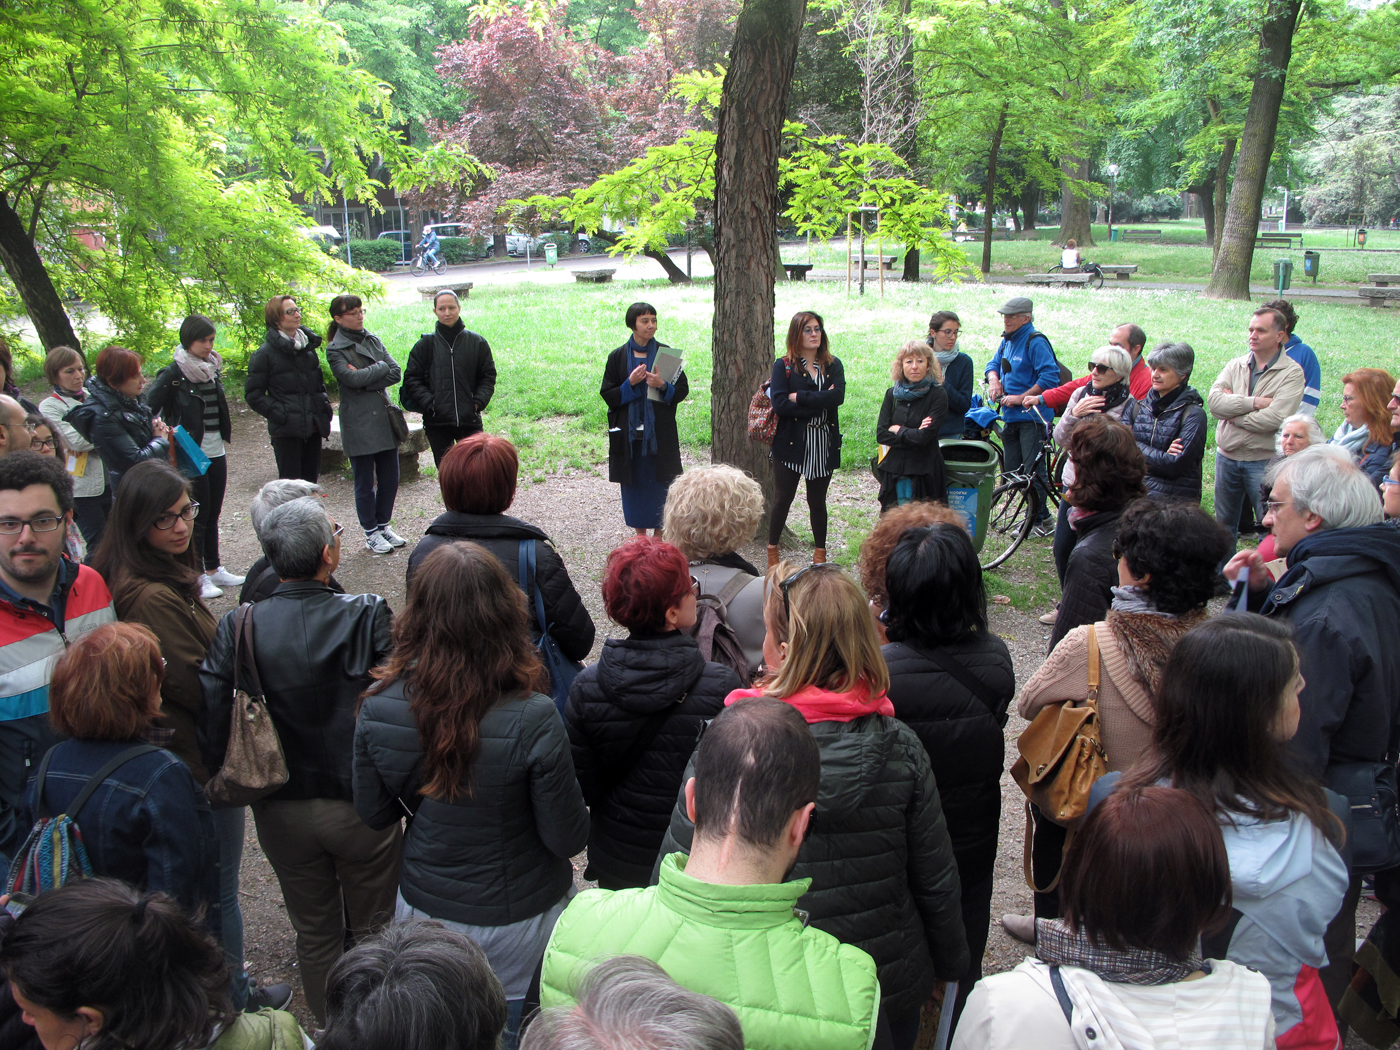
[953,957,1276,1050]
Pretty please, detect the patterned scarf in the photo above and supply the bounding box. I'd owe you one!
[174,345,222,385]
[893,377,933,402]
[1036,918,1202,986]
[626,337,659,457]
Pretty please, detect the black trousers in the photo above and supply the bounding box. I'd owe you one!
[270,435,323,482]
[769,460,832,548]
[72,490,112,555]
[189,454,228,571]
[425,424,482,467]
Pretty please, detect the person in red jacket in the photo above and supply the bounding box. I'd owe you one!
[1029,324,1152,414]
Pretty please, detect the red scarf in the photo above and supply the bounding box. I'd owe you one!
[725,680,895,723]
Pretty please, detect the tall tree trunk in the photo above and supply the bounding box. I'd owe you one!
[712,0,807,508]
[1187,181,1215,248]
[1207,0,1304,300]
[593,231,693,283]
[1019,183,1040,230]
[901,245,919,282]
[1211,135,1237,261]
[0,194,80,352]
[1058,155,1095,246]
[981,103,1009,275]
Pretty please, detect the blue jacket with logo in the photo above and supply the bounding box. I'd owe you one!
[1285,334,1322,416]
[985,324,1061,423]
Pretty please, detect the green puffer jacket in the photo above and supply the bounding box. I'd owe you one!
[542,853,880,1050]
[655,699,970,1019]
[208,1009,307,1050]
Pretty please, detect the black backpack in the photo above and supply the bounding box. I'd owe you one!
[688,573,751,683]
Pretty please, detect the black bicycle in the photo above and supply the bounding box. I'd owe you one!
[979,402,1067,570]
[1047,259,1105,289]
[410,251,446,277]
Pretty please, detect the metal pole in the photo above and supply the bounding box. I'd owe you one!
[1108,173,1115,241]
[858,214,866,297]
[877,218,884,298]
[344,197,351,267]
[846,214,853,294]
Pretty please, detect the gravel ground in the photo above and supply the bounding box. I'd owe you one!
[213,402,1377,1043]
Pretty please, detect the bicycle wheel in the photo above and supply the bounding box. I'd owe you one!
[410,256,426,278]
[981,481,1034,570]
[1087,267,1104,289]
[1049,446,1069,501]
[1047,263,1064,274]
[432,257,447,275]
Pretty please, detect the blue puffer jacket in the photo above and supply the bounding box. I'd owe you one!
[1119,385,1209,503]
[17,739,218,921]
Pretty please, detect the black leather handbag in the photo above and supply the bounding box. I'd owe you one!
[1324,759,1400,873]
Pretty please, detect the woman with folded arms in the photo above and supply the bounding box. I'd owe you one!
[39,345,107,549]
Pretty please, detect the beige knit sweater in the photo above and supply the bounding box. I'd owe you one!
[1017,622,1156,774]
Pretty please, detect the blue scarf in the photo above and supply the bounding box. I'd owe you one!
[626,337,659,457]
[893,377,933,402]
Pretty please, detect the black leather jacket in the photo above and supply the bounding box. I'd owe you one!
[143,363,232,445]
[65,377,170,492]
[198,581,392,801]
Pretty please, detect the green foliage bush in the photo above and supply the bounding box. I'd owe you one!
[340,239,402,272]
[439,236,490,263]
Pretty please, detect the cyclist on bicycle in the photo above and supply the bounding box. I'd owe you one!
[417,225,441,268]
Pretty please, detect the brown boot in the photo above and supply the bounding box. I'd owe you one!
[814,548,827,564]
[767,544,780,570]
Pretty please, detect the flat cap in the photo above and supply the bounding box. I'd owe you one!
[998,296,1034,315]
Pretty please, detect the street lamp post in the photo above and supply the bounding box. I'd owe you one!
[1107,163,1119,243]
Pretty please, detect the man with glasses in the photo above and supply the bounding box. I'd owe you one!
[1207,307,1305,556]
[0,452,116,860]
[1225,444,1400,1015]
[0,395,32,458]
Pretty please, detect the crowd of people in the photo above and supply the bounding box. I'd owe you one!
[0,286,1393,1050]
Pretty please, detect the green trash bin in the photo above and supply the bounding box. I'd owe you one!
[543,242,558,267]
[940,439,1000,553]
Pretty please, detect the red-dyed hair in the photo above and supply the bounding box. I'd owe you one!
[94,346,142,387]
[1061,785,1233,958]
[602,538,692,633]
[49,623,164,740]
[1342,367,1397,446]
[439,433,519,515]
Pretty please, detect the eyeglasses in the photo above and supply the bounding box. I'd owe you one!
[0,516,62,535]
[1,422,35,435]
[28,438,55,452]
[689,575,701,598]
[152,501,200,530]
[332,521,345,538]
[1341,394,1357,404]
[801,325,822,335]
[1088,362,1114,375]
[1262,499,1289,517]
[282,306,301,316]
[934,327,960,338]
[778,564,837,621]
[1383,477,1399,488]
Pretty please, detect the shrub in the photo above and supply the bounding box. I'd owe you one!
[339,239,401,272]
[439,236,489,264]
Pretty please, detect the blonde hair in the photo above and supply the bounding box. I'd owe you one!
[663,465,764,561]
[890,340,942,384]
[762,561,889,700]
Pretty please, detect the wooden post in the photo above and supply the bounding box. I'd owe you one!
[877,218,884,298]
[846,213,853,294]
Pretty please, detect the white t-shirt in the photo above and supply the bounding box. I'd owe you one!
[1061,248,1080,269]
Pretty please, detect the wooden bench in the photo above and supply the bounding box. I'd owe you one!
[860,256,897,271]
[1367,273,1400,286]
[1024,272,1093,287]
[1097,264,1138,280]
[783,263,814,281]
[1121,229,1162,243]
[1358,286,1400,308]
[1256,233,1304,249]
[418,282,473,300]
[321,412,431,480]
[573,269,617,284]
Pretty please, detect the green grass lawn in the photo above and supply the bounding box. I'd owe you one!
[789,221,1400,287]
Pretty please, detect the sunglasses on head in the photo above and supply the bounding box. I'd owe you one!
[777,564,838,621]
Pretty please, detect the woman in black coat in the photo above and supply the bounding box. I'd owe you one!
[402,289,497,466]
[876,339,948,510]
[1119,341,1208,503]
[406,432,594,661]
[768,310,845,567]
[877,522,1014,1025]
[1049,415,1147,652]
[599,302,689,537]
[67,345,170,494]
[565,538,740,890]
[244,294,332,482]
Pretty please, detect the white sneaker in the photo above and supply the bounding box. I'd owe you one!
[199,574,223,600]
[365,530,395,554]
[207,566,246,586]
[379,525,407,548]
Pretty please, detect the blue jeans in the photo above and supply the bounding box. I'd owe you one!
[1002,420,1049,523]
[351,448,400,534]
[213,805,250,1008]
[1213,452,1268,555]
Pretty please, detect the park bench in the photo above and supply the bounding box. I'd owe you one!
[1256,232,1304,248]
[321,413,431,480]
[573,269,617,284]
[860,256,897,270]
[1358,286,1400,308]
[1023,272,1093,287]
[1121,230,1162,243]
[1367,274,1400,286]
[783,263,814,281]
[1097,264,1138,280]
[418,282,473,300]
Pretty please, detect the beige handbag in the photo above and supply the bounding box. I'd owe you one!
[204,603,289,808]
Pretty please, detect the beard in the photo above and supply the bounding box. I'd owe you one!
[1,543,60,585]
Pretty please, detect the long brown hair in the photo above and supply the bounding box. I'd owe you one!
[762,560,889,699]
[364,542,545,800]
[783,311,833,368]
[90,460,201,605]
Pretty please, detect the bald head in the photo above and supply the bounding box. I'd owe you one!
[0,396,28,458]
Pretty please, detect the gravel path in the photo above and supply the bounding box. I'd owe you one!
[214,403,1375,1043]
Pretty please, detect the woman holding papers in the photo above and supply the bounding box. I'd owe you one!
[600,302,689,536]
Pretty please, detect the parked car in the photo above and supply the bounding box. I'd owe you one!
[506,230,592,256]
[376,229,412,262]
